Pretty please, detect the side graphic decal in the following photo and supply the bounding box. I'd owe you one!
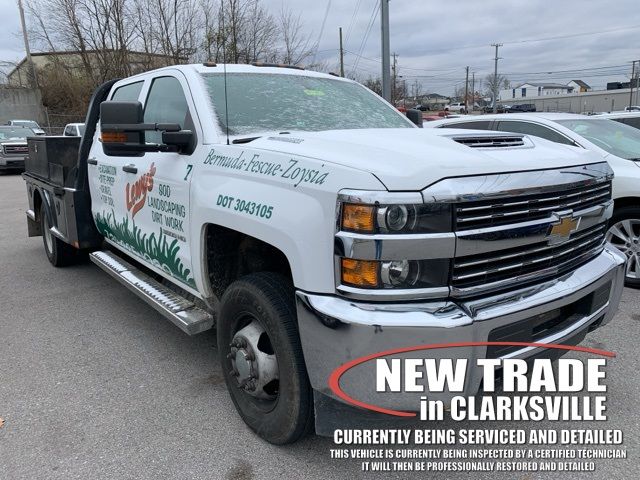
[94,210,195,288]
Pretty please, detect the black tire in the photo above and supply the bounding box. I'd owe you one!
[607,206,640,289]
[39,203,77,267]
[218,272,313,444]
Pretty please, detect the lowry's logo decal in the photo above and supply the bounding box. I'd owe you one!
[547,213,580,245]
[126,163,156,218]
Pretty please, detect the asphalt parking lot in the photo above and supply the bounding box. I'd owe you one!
[0,172,638,479]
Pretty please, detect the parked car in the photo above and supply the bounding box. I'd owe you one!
[426,112,640,287]
[63,123,86,136]
[7,119,45,135]
[482,104,509,114]
[422,113,461,122]
[444,102,467,114]
[509,104,537,112]
[413,104,431,112]
[22,65,625,443]
[0,126,34,172]
[624,106,640,112]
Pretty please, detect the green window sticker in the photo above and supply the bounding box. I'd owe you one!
[304,89,325,96]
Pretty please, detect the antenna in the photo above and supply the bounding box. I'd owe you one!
[221,0,230,145]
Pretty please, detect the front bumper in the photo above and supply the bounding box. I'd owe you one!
[297,246,625,411]
[0,157,26,170]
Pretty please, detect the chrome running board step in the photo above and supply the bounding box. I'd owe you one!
[90,250,214,335]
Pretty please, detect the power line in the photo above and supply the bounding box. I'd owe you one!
[344,49,478,75]
[502,24,640,45]
[351,0,379,75]
[382,24,640,57]
[311,0,332,63]
[344,0,364,46]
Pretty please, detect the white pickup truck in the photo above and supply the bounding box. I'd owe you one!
[23,63,625,444]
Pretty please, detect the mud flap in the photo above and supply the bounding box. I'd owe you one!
[26,210,41,237]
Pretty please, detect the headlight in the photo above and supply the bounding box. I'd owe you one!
[340,202,451,234]
[340,258,450,289]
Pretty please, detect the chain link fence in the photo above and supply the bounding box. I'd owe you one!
[42,112,86,135]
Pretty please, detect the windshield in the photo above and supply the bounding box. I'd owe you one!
[12,121,39,129]
[201,73,412,135]
[0,127,35,140]
[556,118,640,160]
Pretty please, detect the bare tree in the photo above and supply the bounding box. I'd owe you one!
[277,8,315,66]
[362,76,382,96]
[484,73,510,98]
[22,0,329,118]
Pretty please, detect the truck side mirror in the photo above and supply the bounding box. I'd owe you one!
[406,109,423,128]
[100,101,146,156]
[100,101,192,156]
[162,130,195,154]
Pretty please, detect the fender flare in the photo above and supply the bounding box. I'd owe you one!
[37,187,57,231]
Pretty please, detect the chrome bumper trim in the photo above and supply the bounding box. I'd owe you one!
[297,246,625,410]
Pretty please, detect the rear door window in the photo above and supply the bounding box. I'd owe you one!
[111,81,144,102]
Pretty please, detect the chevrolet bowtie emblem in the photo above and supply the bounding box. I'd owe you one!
[547,214,580,244]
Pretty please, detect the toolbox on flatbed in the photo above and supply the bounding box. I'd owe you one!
[26,136,81,188]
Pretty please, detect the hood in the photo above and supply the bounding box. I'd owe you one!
[244,128,605,191]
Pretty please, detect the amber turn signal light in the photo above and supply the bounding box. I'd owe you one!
[341,258,379,287]
[341,204,375,233]
[101,131,127,143]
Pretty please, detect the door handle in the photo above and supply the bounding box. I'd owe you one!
[122,164,138,174]
[87,157,97,165]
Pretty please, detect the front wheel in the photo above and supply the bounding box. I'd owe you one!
[218,272,313,444]
[606,206,640,288]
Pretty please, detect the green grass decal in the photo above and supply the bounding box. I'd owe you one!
[95,210,196,288]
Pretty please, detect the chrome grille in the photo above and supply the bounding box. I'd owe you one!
[452,222,607,295]
[455,181,612,231]
[3,144,28,155]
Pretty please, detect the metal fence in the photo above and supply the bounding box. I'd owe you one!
[42,112,86,135]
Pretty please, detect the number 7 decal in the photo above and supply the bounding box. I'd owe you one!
[184,164,193,181]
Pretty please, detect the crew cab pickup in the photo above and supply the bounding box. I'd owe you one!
[23,64,626,444]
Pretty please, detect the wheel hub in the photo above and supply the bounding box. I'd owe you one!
[228,320,279,400]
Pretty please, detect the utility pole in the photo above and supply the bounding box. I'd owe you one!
[392,52,397,105]
[464,66,469,113]
[471,72,475,111]
[381,0,391,102]
[630,60,636,109]
[17,0,38,88]
[636,60,640,106]
[491,43,502,113]
[338,27,345,77]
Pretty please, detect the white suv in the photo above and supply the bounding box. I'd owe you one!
[444,102,467,114]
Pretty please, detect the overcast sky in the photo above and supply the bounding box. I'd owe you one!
[1,0,639,95]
